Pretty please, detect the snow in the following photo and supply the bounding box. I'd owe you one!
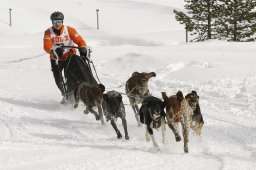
[0,0,256,169]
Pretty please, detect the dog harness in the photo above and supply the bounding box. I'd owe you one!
[126,83,150,104]
[102,91,126,122]
[103,102,125,122]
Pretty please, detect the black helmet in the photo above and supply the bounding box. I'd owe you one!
[50,11,64,20]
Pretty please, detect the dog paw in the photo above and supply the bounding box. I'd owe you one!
[125,135,129,140]
[184,142,189,153]
[95,115,100,120]
[175,135,182,142]
[138,122,142,127]
[162,138,168,145]
[145,134,150,142]
[153,144,160,151]
[193,130,200,136]
[117,132,122,139]
[184,147,189,153]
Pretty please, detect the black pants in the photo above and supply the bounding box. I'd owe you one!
[50,54,98,96]
[50,58,69,95]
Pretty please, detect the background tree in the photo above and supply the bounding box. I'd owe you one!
[174,0,218,42]
[217,0,256,41]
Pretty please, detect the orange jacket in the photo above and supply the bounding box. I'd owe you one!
[43,25,87,61]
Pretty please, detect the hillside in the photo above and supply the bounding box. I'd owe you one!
[0,0,255,170]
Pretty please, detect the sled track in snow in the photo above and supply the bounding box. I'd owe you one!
[1,53,47,64]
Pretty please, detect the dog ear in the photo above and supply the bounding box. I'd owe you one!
[148,72,156,78]
[146,100,151,107]
[185,95,191,103]
[176,90,184,102]
[103,94,108,101]
[117,94,122,101]
[143,98,151,108]
[185,93,191,100]
[132,72,139,77]
[191,90,200,99]
[161,92,168,103]
[191,90,197,96]
[98,84,105,93]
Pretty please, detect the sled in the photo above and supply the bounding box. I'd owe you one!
[57,46,100,104]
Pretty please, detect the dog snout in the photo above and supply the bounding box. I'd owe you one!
[189,102,197,110]
[153,109,161,116]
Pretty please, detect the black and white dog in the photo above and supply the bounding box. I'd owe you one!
[102,91,129,140]
[139,96,167,151]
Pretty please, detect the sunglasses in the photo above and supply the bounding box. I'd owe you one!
[52,20,63,24]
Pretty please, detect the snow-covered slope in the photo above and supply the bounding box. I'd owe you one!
[0,0,255,170]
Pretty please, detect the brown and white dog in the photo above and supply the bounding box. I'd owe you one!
[162,91,193,153]
[74,82,105,125]
[125,71,156,126]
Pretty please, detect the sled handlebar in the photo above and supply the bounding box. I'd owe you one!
[60,45,91,51]
[60,45,92,59]
[60,45,81,49]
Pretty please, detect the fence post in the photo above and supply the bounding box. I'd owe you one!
[9,8,12,26]
[186,27,188,43]
[96,9,99,30]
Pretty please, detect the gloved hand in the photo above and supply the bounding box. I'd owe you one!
[79,47,87,57]
[51,47,64,59]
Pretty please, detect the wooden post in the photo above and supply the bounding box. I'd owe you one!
[186,27,188,43]
[9,8,12,26]
[96,9,99,30]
